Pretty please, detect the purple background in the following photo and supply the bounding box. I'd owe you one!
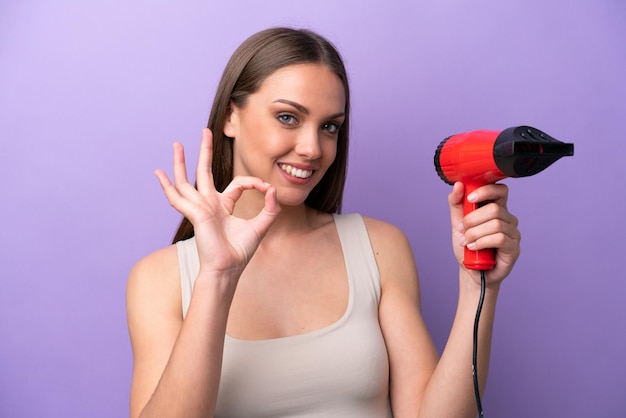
[1,1,624,417]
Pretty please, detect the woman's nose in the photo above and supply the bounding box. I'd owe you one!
[295,128,322,159]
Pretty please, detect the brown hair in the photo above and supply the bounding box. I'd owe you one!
[172,27,351,243]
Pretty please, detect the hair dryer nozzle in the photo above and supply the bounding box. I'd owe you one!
[494,126,574,178]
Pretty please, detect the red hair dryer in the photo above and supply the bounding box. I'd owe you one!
[434,125,574,271]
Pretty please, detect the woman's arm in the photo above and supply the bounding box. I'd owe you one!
[127,247,238,418]
[126,129,280,417]
[374,182,520,417]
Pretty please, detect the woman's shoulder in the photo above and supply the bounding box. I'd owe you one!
[126,244,182,315]
[358,215,418,285]
[129,244,180,281]
[358,215,411,247]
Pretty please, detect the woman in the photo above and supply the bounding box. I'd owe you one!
[126,27,521,417]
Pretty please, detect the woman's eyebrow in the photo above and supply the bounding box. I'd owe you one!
[274,99,345,120]
[274,99,309,114]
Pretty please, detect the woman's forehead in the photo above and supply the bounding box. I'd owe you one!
[254,63,346,111]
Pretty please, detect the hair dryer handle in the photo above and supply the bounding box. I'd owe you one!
[462,182,496,271]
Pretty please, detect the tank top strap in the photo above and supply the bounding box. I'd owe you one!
[176,236,198,318]
[332,213,382,305]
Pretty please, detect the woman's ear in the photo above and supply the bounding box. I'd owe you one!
[223,103,239,138]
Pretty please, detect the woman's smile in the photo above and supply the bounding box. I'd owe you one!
[278,163,314,180]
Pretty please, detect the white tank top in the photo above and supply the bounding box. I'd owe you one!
[177,213,392,417]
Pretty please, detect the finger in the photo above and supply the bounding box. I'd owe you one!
[222,176,271,201]
[463,202,519,230]
[250,185,281,238]
[196,129,215,195]
[467,183,510,208]
[154,168,174,192]
[448,182,465,228]
[464,219,520,249]
[154,169,196,215]
[172,142,191,186]
[468,231,521,258]
[448,182,465,207]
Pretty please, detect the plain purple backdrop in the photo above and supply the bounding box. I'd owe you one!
[1,1,624,417]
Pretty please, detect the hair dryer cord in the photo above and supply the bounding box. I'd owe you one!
[473,270,486,417]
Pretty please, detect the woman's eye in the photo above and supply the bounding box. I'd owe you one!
[323,122,340,134]
[277,114,297,125]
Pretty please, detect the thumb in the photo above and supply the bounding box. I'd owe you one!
[250,186,281,239]
[448,182,465,228]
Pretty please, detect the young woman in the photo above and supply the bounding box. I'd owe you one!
[126,27,521,418]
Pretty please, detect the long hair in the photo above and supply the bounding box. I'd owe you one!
[172,27,351,243]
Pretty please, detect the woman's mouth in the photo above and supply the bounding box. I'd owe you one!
[279,163,314,179]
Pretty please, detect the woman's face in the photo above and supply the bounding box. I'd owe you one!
[224,63,346,207]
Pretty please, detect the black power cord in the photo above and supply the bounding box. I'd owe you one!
[472,270,486,417]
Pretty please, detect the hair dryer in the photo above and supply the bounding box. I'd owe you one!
[434,125,574,271]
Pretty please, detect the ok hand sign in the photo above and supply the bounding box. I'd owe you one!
[155,129,281,280]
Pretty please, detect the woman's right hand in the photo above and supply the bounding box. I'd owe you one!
[154,128,281,278]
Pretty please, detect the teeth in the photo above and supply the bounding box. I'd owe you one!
[279,164,313,179]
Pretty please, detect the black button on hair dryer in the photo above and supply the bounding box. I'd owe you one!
[434,125,574,271]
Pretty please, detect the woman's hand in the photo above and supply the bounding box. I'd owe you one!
[154,128,281,278]
[448,182,521,286]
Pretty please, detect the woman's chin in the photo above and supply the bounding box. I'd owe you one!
[275,190,310,208]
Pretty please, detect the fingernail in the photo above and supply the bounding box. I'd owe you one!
[457,222,465,233]
[467,242,476,250]
[467,192,478,202]
[459,235,466,246]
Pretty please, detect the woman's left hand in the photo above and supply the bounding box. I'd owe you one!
[448,182,521,287]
